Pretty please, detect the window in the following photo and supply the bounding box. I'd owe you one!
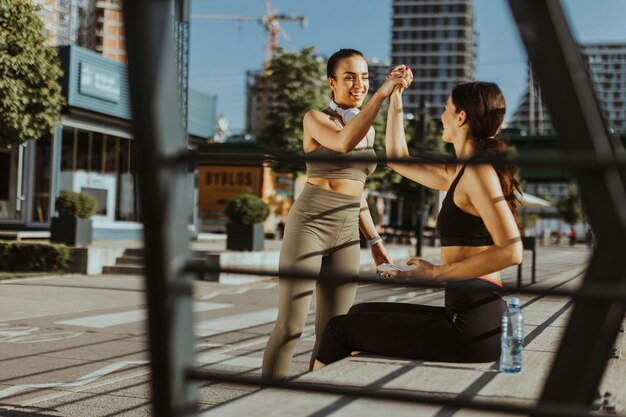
[61,126,75,171]
[92,132,104,173]
[31,135,53,223]
[76,129,89,171]
[104,135,117,173]
[82,187,108,215]
[116,138,139,221]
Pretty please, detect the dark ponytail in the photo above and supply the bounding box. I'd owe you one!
[327,48,364,100]
[327,48,364,78]
[451,82,522,228]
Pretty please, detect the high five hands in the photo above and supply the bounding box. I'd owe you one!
[387,65,414,94]
[378,64,414,97]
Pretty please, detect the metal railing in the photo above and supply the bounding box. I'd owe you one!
[121,1,626,417]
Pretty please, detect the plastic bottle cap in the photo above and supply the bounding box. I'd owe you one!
[507,297,520,307]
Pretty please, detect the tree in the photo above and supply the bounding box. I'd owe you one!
[557,190,584,227]
[258,46,327,170]
[0,0,64,147]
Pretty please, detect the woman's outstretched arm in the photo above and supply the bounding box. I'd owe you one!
[305,66,408,154]
[385,89,452,191]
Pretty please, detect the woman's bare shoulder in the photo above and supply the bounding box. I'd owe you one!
[462,162,501,193]
[304,109,330,124]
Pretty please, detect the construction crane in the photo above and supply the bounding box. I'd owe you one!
[192,0,307,72]
[192,1,306,133]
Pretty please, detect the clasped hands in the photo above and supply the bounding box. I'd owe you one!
[387,65,414,92]
[378,65,414,96]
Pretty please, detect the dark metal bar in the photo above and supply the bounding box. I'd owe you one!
[186,369,620,417]
[532,246,537,284]
[121,2,626,416]
[174,0,190,133]
[187,263,626,302]
[122,2,198,417]
[171,149,626,170]
[507,0,626,411]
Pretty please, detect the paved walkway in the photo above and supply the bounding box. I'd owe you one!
[86,237,436,281]
[0,245,615,417]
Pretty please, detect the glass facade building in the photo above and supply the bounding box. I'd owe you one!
[511,43,626,135]
[391,0,478,121]
[0,46,216,239]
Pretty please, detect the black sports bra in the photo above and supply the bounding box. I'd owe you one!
[436,155,494,247]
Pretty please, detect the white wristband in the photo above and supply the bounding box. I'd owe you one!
[368,236,383,247]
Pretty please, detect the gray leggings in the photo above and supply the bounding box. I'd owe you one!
[262,183,362,379]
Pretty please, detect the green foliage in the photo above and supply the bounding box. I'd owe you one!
[0,0,64,147]
[557,190,584,226]
[0,243,9,270]
[0,242,70,272]
[55,192,98,218]
[258,46,327,172]
[77,193,97,218]
[225,194,270,224]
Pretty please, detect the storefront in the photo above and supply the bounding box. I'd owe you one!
[195,143,295,234]
[0,45,216,239]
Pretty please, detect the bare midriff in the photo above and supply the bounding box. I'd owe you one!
[306,177,365,197]
[441,245,502,286]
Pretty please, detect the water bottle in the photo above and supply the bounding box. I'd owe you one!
[499,296,524,373]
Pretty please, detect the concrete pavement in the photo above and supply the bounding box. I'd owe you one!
[0,245,596,416]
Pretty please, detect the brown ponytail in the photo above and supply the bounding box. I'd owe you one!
[451,82,522,228]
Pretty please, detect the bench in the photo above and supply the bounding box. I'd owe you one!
[200,268,626,416]
[381,227,413,245]
[381,226,437,246]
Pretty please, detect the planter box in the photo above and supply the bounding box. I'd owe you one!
[226,223,264,251]
[50,217,93,246]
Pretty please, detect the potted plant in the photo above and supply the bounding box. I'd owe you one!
[225,194,269,251]
[50,191,97,246]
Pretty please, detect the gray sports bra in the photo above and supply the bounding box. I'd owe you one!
[305,111,377,183]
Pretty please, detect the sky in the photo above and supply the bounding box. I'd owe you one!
[188,0,626,133]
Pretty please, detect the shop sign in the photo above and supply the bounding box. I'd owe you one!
[79,63,121,103]
[198,166,262,218]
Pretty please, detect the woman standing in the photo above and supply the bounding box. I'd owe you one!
[314,81,523,367]
[262,49,411,379]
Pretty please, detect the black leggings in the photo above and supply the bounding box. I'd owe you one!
[316,279,506,364]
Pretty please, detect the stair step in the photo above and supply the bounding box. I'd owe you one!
[123,248,144,257]
[102,248,217,275]
[121,249,213,258]
[102,265,144,275]
[115,256,144,266]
